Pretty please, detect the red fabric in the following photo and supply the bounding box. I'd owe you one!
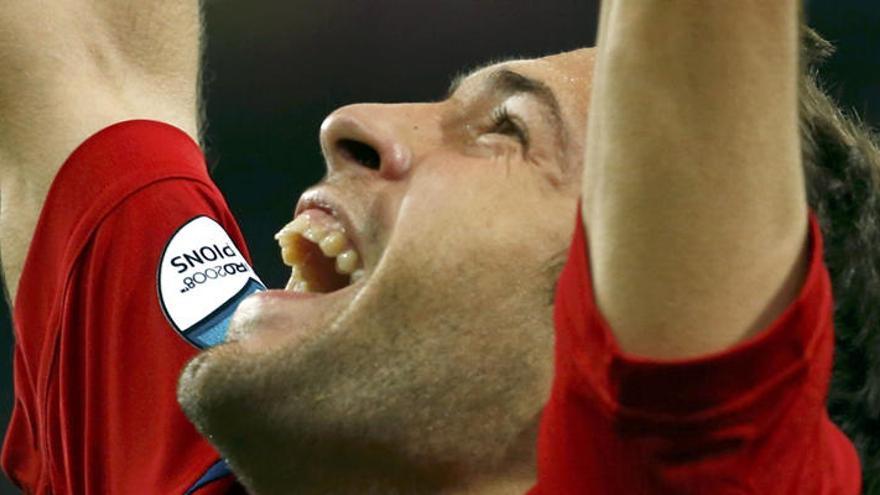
[531,207,862,494]
[2,121,245,494]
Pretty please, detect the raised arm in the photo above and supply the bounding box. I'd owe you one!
[582,1,809,358]
[0,1,202,302]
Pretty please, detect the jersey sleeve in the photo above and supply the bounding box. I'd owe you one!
[60,174,257,494]
[2,121,257,494]
[532,205,862,494]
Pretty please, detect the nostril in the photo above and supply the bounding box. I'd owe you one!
[336,139,381,170]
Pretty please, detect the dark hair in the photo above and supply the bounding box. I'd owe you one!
[801,27,880,493]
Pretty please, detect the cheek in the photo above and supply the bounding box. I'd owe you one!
[396,158,577,275]
[404,155,545,221]
[473,135,523,158]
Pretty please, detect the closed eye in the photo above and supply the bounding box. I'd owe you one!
[490,106,529,146]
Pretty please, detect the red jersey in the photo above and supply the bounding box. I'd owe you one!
[531,207,862,494]
[2,121,263,494]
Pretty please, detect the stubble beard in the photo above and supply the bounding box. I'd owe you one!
[178,239,558,494]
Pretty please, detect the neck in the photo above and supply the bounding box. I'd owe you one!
[235,461,536,495]
[449,465,537,495]
[224,422,540,495]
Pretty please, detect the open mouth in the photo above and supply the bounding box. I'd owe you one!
[274,208,365,293]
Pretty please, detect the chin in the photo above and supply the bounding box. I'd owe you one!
[177,343,288,492]
[177,343,244,439]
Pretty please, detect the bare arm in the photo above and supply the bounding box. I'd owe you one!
[0,1,202,302]
[582,1,808,359]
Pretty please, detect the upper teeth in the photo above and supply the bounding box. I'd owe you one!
[318,231,347,257]
[274,211,365,292]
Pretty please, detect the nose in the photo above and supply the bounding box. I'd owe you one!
[319,104,413,180]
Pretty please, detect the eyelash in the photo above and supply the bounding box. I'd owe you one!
[490,106,529,146]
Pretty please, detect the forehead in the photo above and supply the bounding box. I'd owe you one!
[456,48,595,93]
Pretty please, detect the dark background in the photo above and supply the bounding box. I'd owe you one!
[1,0,877,492]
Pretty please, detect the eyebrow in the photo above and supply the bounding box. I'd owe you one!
[447,67,568,149]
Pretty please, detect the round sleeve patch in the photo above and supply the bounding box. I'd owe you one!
[158,216,266,348]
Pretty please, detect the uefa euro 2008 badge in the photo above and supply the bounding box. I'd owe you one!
[158,216,266,348]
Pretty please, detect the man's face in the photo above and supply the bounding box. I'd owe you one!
[178,48,595,491]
